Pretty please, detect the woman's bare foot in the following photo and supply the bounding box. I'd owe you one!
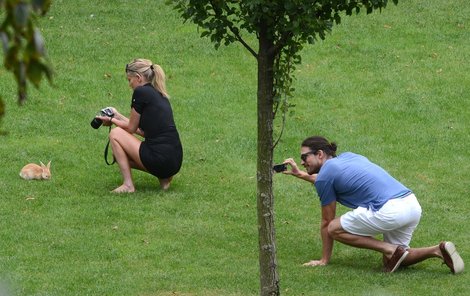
[159,177,173,190]
[111,184,135,193]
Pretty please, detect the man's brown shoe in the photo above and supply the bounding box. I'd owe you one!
[384,246,409,273]
[440,241,464,274]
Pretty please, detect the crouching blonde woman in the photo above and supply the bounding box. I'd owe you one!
[97,58,183,193]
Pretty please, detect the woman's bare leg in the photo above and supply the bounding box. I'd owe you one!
[159,176,173,190]
[109,127,146,193]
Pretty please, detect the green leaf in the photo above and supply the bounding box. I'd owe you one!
[33,28,45,55]
[0,32,9,53]
[14,2,31,29]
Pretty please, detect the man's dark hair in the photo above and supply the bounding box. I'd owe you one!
[302,136,338,157]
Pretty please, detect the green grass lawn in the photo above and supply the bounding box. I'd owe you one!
[1,0,469,295]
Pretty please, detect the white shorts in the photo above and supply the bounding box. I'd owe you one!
[340,194,422,247]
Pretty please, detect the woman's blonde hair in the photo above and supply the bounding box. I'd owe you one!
[126,58,169,98]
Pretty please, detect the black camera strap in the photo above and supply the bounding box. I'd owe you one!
[104,126,116,165]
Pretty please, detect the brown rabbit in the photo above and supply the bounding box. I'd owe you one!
[19,161,52,180]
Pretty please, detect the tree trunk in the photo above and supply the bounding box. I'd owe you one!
[256,21,280,296]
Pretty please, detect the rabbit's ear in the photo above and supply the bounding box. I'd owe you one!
[47,161,51,168]
[40,161,45,167]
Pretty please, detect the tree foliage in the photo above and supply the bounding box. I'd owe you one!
[169,0,397,111]
[0,0,53,117]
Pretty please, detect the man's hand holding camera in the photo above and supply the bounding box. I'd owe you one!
[280,158,302,176]
[273,158,317,184]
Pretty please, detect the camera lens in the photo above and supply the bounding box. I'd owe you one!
[90,118,103,129]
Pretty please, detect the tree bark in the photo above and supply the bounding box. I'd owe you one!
[256,20,280,296]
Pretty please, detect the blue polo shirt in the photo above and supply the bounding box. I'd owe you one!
[314,152,411,211]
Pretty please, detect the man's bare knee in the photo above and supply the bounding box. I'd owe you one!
[327,219,343,239]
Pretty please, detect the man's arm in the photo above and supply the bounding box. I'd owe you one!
[303,201,336,266]
[319,201,336,264]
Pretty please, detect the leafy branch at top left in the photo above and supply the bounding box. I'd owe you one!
[0,0,53,106]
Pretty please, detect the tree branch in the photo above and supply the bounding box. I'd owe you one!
[228,26,258,59]
[209,0,258,58]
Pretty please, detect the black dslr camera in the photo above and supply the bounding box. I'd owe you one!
[90,107,114,129]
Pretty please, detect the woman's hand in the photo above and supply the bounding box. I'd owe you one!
[94,106,118,127]
[96,115,113,126]
[109,107,120,118]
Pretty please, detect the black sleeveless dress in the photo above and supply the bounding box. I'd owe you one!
[131,83,183,179]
